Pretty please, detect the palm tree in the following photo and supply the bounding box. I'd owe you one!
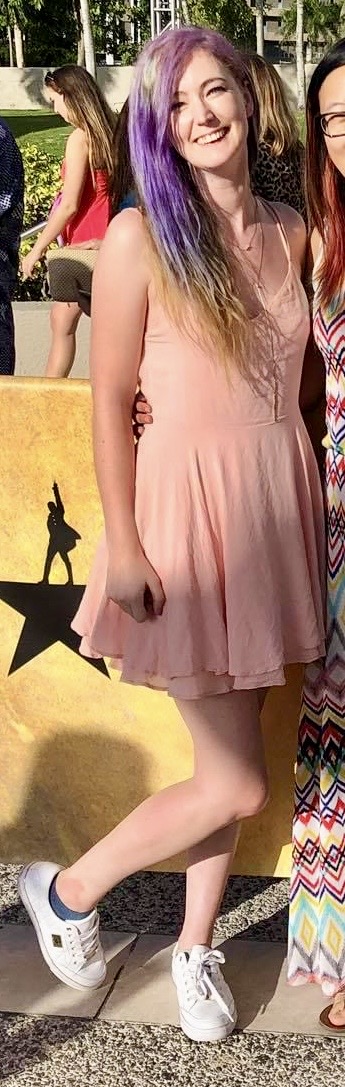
[296,0,306,110]
[7,24,14,65]
[13,21,24,66]
[79,0,96,78]
[255,1,264,55]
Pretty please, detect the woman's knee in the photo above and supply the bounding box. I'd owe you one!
[200,771,269,829]
[238,773,270,819]
[50,301,81,336]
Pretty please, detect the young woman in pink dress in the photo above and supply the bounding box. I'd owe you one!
[19,28,325,1043]
[21,65,114,377]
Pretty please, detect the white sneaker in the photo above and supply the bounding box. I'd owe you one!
[172,944,237,1042]
[18,861,107,991]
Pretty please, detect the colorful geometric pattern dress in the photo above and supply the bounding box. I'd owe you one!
[288,267,345,995]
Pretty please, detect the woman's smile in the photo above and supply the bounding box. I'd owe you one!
[194,126,230,145]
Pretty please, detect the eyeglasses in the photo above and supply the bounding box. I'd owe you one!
[318,111,345,138]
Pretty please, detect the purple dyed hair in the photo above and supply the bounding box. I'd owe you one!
[128,26,258,296]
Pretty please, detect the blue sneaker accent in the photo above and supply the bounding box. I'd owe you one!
[49,876,91,921]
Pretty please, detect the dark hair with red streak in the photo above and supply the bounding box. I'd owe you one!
[306,38,345,310]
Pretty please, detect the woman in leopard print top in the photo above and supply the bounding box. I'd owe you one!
[243,54,306,221]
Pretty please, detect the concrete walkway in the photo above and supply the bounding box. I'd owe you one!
[0,867,341,1087]
[13,303,89,379]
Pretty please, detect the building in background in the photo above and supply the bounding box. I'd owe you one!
[246,1,296,61]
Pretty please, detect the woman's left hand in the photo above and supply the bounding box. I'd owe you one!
[21,248,43,280]
[133,390,153,438]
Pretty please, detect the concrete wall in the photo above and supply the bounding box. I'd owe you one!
[0,61,315,112]
[0,65,133,111]
[275,62,316,109]
[13,302,89,379]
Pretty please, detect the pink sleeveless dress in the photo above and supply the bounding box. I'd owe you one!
[72,207,326,699]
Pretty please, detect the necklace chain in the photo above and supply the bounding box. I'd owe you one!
[232,198,259,253]
[235,216,265,294]
[242,219,265,290]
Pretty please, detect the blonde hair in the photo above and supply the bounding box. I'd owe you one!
[45,66,116,184]
[243,54,300,155]
[129,27,261,380]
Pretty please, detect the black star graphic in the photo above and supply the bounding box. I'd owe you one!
[0,582,109,677]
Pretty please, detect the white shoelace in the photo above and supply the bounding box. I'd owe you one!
[182,949,235,1021]
[65,916,100,970]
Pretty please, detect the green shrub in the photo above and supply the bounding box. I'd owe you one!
[15,143,61,301]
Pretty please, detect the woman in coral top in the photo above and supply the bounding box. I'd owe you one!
[21,65,115,376]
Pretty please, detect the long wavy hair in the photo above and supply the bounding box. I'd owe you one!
[306,39,345,311]
[128,26,259,377]
[243,54,300,155]
[111,99,136,215]
[45,65,116,187]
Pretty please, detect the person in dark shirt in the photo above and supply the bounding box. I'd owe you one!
[0,117,24,375]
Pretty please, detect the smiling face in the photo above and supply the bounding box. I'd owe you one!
[170,49,253,175]
[319,64,345,178]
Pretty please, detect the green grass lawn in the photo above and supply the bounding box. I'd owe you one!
[3,109,72,157]
[4,107,307,159]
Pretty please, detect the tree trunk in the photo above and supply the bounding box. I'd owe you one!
[7,25,14,67]
[296,0,306,110]
[77,29,85,66]
[13,23,24,68]
[181,1,191,24]
[79,0,96,78]
[255,3,264,56]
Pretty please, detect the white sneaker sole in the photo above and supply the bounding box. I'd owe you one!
[18,864,107,992]
[179,1006,237,1042]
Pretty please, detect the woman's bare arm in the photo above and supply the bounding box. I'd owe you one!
[90,210,165,622]
[22,129,90,277]
[90,210,149,557]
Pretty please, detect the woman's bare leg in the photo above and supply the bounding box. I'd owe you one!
[55,689,269,915]
[178,823,241,949]
[178,690,267,950]
[45,301,82,378]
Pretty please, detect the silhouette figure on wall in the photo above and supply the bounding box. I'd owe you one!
[0,481,108,675]
[42,482,81,585]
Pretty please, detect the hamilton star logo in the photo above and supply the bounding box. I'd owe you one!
[0,482,108,677]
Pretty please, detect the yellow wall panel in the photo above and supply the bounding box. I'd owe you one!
[0,377,301,876]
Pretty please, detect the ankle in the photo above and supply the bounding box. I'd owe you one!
[55,871,94,914]
[177,931,213,953]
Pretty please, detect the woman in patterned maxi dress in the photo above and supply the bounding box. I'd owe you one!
[288,40,345,1030]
